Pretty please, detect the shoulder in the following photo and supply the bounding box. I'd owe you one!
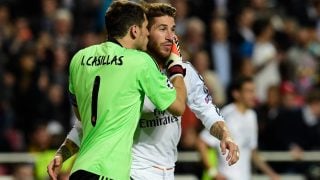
[136,51,154,62]
[72,43,102,58]
[80,43,103,53]
[132,51,159,68]
[124,49,154,63]
[247,109,257,118]
[183,61,202,80]
[183,61,197,73]
[221,104,236,116]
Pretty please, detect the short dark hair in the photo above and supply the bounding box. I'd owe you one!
[252,18,271,37]
[105,1,146,39]
[145,3,176,29]
[230,76,253,91]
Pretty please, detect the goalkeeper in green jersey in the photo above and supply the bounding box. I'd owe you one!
[47,1,187,180]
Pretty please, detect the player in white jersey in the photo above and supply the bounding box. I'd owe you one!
[198,76,279,180]
[131,61,225,178]
[131,3,238,179]
[47,2,239,180]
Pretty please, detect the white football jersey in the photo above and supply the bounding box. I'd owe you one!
[131,62,224,168]
[200,103,258,180]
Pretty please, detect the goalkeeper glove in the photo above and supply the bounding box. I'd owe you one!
[165,37,186,80]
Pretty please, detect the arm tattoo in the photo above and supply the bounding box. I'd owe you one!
[210,122,225,140]
[210,121,232,141]
[56,139,79,162]
[57,145,72,162]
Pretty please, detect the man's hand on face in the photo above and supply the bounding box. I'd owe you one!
[165,37,185,80]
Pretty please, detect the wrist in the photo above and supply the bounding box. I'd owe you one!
[223,135,234,143]
[56,145,72,162]
[220,127,233,142]
[54,153,64,162]
[169,73,184,81]
[167,64,186,79]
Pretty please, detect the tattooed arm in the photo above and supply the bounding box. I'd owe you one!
[56,138,79,162]
[47,138,79,180]
[47,106,81,180]
[210,121,239,166]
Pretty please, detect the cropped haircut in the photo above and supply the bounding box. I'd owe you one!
[252,18,271,37]
[145,3,176,29]
[230,76,253,91]
[105,1,146,39]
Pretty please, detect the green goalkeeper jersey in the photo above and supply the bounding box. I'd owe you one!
[69,41,176,179]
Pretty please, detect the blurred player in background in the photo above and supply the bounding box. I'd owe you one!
[197,76,279,180]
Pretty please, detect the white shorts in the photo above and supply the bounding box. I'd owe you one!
[130,166,175,180]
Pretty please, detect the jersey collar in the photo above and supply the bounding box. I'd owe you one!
[108,37,123,47]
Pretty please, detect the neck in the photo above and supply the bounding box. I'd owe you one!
[256,36,268,43]
[234,102,248,113]
[114,36,135,49]
[156,58,165,70]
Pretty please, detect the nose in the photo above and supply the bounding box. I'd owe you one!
[165,32,175,42]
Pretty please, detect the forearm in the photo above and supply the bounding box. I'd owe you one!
[167,76,186,116]
[210,121,233,141]
[209,121,239,166]
[56,139,79,162]
[172,76,187,105]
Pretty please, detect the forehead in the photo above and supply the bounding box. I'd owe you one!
[151,15,175,27]
[242,82,255,90]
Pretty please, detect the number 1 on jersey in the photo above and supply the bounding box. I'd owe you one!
[91,76,100,127]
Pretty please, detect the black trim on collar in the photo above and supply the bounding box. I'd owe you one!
[108,37,122,47]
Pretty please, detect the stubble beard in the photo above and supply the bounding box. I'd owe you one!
[147,44,168,66]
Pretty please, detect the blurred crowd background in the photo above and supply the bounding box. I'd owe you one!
[1,0,320,179]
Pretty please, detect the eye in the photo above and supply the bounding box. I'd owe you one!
[158,25,167,31]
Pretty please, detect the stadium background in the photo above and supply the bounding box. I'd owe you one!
[0,0,320,179]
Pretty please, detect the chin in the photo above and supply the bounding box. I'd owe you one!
[160,50,170,58]
[152,52,168,62]
[160,53,169,60]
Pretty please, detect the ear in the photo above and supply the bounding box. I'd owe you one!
[130,25,138,39]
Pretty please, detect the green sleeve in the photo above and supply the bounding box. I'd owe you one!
[138,55,176,111]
